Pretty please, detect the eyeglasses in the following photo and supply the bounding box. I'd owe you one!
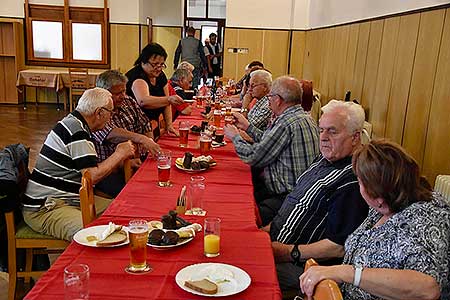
[147,62,167,69]
[249,83,265,89]
[100,106,115,116]
[266,93,280,101]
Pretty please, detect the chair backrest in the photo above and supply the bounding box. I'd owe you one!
[304,258,343,300]
[68,68,89,89]
[79,170,96,227]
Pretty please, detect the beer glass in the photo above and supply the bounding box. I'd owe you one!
[125,219,151,274]
[213,110,222,128]
[204,217,221,257]
[214,129,224,144]
[225,101,232,116]
[178,121,190,147]
[156,150,172,187]
[199,133,212,155]
[224,116,234,126]
[188,176,205,215]
[64,263,89,300]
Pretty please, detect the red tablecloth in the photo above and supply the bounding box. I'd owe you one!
[24,107,282,300]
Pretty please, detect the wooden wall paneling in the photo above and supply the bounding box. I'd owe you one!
[0,23,14,54]
[402,10,445,167]
[153,26,182,71]
[325,27,340,102]
[302,29,321,87]
[236,29,263,80]
[141,26,148,49]
[262,30,289,78]
[371,17,400,138]
[351,22,370,103]
[343,24,359,98]
[384,14,420,144]
[4,58,17,102]
[334,25,351,100]
[319,28,337,103]
[0,58,5,102]
[360,20,384,120]
[423,8,450,183]
[289,31,306,79]
[223,28,238,80]
[110,24,140,73]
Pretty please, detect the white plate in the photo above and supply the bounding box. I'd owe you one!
[183,99,196,103]
[175,163,208,173]
[147,235,194,250]
[176,263,251,297]
[73,225,129,248]
[212,141,227,148]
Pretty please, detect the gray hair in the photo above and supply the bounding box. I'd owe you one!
[96,70,128,90]
[76,87,112,115]
[271,76,302,105]
[321,99,365,134]
[171,68,191,82]
[177,61,195,72]
[250,69,272,88]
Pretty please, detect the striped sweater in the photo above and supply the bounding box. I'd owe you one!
[23,111,97,210]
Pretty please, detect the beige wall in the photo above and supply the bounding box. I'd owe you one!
[300,7,450,184]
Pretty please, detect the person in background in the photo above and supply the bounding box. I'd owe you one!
[22,88,135,241]
[170,69,193,120]
[300,139,450,300]
[92,70,160,197]
[264,100,369,293]
[204,32,222,78]
[126,43,183,137]
[245,69,272,131]
[224,76,320,225]
[174,26,208,89]
[300,80,313,112]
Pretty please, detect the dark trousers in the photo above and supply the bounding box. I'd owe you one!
[95,170,125,198]
[208,63,222,78]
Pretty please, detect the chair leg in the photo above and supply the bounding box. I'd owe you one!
[24,248,33,283]
[69,90,73,112]
[7,249,17,300]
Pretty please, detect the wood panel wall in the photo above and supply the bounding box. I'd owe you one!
[223,28,290,80]
[300,8,450,184]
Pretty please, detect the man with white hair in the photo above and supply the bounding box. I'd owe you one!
[262,100,369,293]
[246,69,272,131]
[22,87,135,241]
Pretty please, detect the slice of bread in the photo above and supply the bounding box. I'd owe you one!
[184,279,218,295]
[96,230,127,247]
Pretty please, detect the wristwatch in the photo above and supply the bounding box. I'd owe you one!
[353,265,363,287]
[290,244,301,265]
[241,108,248,113]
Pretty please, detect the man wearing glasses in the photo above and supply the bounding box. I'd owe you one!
[23,88,135,241]
[224,76,320,226]
[92,70,161,197]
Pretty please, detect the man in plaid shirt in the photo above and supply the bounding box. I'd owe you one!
[246,69,272,131]
[93,70,160,197]
[224,76,320,226]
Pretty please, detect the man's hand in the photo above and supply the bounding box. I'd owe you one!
[168,95,184,105]
[114,140,135,159]
[231,112,250,131]
[166,125,179,136]
[130,158,142,170]
[139,136,160,155]
[224,124,240,140]
[181,106,193,115]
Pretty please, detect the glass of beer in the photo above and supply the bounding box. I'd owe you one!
[156,150,172,187]
[204,217,221,257]
[178,121,190,148]
[224,116,234,126]
[214,129,224,144]
[199,133,212,155]
[225,101,232,116]
[213,110,222,128]
[125,219,151,274]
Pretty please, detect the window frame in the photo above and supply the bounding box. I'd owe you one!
[24,0,110,68]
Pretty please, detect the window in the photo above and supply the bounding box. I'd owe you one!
[186,0,226,19]
[25,1,109,67]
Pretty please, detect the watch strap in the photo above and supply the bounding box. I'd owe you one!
[353,265,363,287]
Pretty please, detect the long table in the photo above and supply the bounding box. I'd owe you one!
[24,107,282,300]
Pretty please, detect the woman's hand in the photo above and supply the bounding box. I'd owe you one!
[168,95,184,105]
[300,265,347,297]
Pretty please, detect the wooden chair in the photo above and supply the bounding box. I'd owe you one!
[5,211,69,300]
[79,170,96,227]
[68,68,89,111]
[303,258,343,300]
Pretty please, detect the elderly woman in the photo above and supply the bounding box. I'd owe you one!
[300,140,450,300]
[125,43,184,135]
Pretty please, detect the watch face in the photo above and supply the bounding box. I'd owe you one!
[291,246,300,260]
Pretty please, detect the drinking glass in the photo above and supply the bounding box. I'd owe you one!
[214,129,224,144]
[199,133,212,155]
[125,219,151,274]
[178,121,190,148]
[213,110,222,128]
[156,150,172,187]
[188,176,205,215]
[204,217,221,257]
[64,263,89,300]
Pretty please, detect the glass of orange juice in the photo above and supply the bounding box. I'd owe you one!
[204,217,221,257]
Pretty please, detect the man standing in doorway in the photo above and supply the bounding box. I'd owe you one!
[174,26,207,89]
[204,32,222,78]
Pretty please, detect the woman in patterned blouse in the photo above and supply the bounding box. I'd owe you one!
[300,140,450,300]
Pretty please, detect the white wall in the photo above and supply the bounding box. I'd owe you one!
[141,0,183,26]
[292,0,310,29]
[310,0,450,28]
[2,0,24,17]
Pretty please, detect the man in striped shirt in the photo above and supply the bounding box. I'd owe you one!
[262,100,369,293]
[224,76,320,226]
[22,88,135,241]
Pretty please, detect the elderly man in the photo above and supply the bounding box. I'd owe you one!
[22,88,135,241]
[170,68,193,120]
[224,76,320,225]
[245,69,272,131]
[93,70,160,197]
[264,100,369,293]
